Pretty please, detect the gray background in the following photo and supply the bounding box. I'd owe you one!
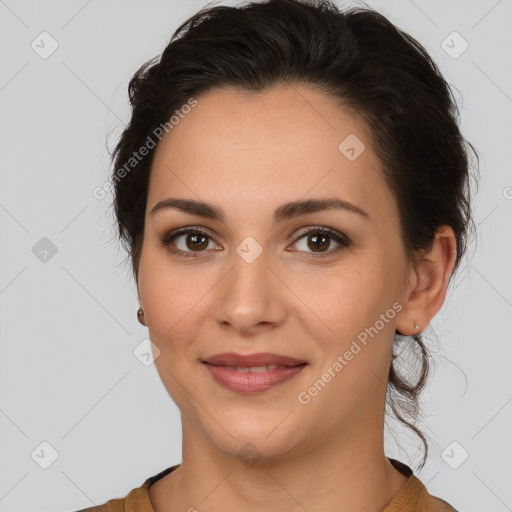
[1,1,511,511]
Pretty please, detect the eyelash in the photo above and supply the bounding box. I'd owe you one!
[159,226,351,260]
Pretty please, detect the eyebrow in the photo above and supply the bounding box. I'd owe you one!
[150,196,369,224]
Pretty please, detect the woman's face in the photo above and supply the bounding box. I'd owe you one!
[137,84,414,461]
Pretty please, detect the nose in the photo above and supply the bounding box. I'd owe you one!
[213,245,288,335]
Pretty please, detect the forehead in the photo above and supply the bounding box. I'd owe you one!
[147,84,395,224]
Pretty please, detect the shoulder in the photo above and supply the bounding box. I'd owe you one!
[72,501,121,511]
[423,493,459,511]
[385,459,459,512]
[71,487,145,512]
[69,477,153,512]
[409,475,459,511]
[70,465,180,512]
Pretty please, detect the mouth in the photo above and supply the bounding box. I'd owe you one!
[201,353,308,394]
[202,363,307,372]
[201,352,308,368]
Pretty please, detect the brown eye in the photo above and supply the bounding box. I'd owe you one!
[184,233,209,251]
[160,227,217,258]
[291,227,351,259]
[307,233,330,252]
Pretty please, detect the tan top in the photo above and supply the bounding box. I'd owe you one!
[75,458,457,511]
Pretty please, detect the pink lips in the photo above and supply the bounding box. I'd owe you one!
[202,352,307,367]
[201,352,308,394]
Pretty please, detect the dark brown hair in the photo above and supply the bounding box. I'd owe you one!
[109,0,478,469]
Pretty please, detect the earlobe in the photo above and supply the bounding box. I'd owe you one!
[395,226,457,335]
[137,307,147,326]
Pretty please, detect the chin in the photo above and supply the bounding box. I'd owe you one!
[206,421,301,466]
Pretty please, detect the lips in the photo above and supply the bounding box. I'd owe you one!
[203,362,307,393]
[201,353,308,393]
[201,352,308,394]
[202,352,307,368]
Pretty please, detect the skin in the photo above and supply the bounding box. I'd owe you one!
[136,83,457,512]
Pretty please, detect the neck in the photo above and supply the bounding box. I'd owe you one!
[150,409,410,511]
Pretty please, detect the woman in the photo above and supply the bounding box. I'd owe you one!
[78,0,477,510]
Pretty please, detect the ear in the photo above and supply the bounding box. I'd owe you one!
[395,226,458,335]
[136,284,143,310]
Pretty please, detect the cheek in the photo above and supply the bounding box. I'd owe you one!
[138,247,217,348]
[138,254,211,406]
[290,259,392,341]
[290,257,402,397]
[293,264,399,419]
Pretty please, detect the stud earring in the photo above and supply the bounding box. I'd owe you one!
[137,307,146,326]
[414,321,419,332]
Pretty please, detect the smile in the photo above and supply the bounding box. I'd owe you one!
[202,362,307,394]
